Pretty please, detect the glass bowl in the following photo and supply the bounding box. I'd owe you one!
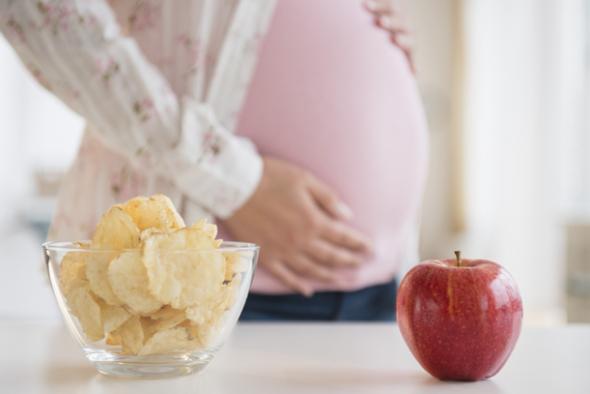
[43,241,258,378]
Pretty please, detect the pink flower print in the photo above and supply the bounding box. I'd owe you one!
[202,128,223,157]
[133,98,155,122]
[177,34,200,64]
[134,146,154,169]
[6,17,26,43]
[25,64,52,90]
[135,146,146,157]
[36,1,75,35]
[109,166,127,197]
[31,67,45,84]
[128,1,160,33]
[76,12,97,28]
[95,57,120,84]
[177,34,201,77]
[109,165,145,200]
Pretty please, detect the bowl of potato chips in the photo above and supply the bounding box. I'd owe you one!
[43,195,258,378]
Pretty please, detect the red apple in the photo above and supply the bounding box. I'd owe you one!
[396,251,523,381]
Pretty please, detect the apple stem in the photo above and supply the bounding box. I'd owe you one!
[454,250,462,267]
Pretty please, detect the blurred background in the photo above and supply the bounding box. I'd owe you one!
[0,0,588,324]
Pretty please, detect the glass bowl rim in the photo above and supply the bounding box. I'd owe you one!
[42,240,259,254]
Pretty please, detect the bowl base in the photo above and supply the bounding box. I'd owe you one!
[86,350,213,378]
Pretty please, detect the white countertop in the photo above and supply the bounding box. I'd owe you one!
[0,320,588,393]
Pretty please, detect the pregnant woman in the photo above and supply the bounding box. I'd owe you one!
[1,0,428,321]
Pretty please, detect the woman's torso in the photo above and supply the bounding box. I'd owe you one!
[226,0,429,293]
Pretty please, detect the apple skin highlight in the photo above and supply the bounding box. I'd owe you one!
[396,257,523,381]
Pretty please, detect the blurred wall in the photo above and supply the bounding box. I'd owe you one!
[0,36,82,319]
[0,36,30,233]
[0,36,83,237]
[405,0,457,259]
[408,0,587,324]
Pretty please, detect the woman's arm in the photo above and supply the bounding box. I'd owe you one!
[0,0,261,218]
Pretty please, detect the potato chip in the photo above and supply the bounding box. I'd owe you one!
[100,301,131,333]
[184,306,213,327]
[180,320,199,340]
[59,251,88,295]
[66,283,104,341]
[229,252,251,274]
[179,320,216,349]
[142,226,225,309]
[92,206,141,250]
[191,218,218,239]
[149,305,186,321]
[106,332,121,346]
[141,308,186,342]
[218,276,241,312]
[185,277,239,325]
[87,207,140,305]
[114,315,144,355]
[108,251,162,314]
[85,254,120,306]
[222,251,250,283]
[139,327,199,356]
[140,227,163,242]
[222,252,237,282]
[122,194,185,231]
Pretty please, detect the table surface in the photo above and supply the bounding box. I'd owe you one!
[1,321,588,394]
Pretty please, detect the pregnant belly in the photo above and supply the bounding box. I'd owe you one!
[234,61,429,264]
[237,95,428,264]
[223,0,429,290]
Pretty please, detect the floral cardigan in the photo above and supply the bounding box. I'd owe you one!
[0,0,276,240]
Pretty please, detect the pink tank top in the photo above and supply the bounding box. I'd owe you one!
[224,0,429,293]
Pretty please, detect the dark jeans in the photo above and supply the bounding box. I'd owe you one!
[240,277,397,322]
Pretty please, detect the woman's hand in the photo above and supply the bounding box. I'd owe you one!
[221,158,373,296]
[364,0,415,73]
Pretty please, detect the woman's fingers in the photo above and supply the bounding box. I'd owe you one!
[306,175,353,220]
[376,14,407,34]
[306,238,364,267]
[305,184,373,254]
[267,261,314,297]
[390,29,413,49]
[364,0,416,74]
[364,0,392,14]
[319,219,373,254]
[287,254,336,283]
